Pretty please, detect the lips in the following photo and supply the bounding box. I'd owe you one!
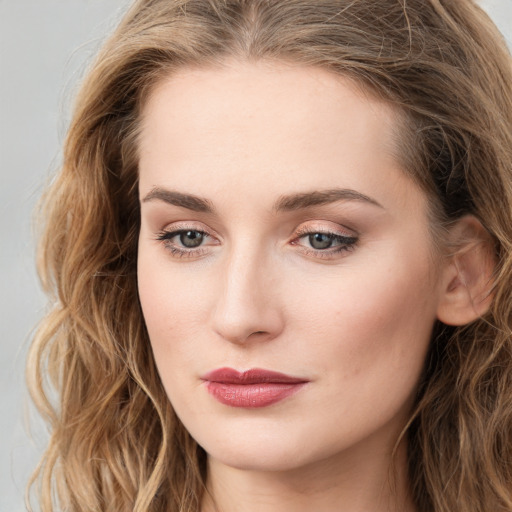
[202,367,308,408]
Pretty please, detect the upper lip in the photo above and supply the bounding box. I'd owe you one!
[202,367,308,384]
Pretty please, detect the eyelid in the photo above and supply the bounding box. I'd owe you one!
[160,220,214,233]
[293,220,358,239]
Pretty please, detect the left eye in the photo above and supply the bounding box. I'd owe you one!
[296,231,358,252]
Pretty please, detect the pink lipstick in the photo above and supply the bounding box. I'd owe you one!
[202,368,308,408]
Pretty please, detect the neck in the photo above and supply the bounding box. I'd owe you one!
[201,439,416,512]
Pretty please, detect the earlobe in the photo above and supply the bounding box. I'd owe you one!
[436,216,496,326]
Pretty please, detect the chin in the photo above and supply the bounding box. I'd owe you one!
[206,442,310,473]
[193,419,336,474]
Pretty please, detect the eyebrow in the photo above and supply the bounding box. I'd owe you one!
[273,188,383,212]
[142,186,383,213]
[142,187,215,213]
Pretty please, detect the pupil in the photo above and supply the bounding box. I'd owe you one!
[180,231,203,248]
[309,233,333,250]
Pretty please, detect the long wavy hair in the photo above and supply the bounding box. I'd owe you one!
[27,1,512,511]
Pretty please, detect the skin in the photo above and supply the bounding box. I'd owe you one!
[137,60,450,512]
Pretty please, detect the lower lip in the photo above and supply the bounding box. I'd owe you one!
[206,382,306,408]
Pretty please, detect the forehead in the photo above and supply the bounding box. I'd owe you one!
[137,60,416,213]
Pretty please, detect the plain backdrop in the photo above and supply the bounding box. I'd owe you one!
[0,1,510,510]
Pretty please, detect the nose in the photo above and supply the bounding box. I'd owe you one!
[211,247,284,345]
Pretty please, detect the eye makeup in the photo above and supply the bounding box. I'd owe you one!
[155,221,359,261]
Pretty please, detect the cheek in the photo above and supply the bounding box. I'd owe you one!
[283,247,437,386]
[137,248,211,370]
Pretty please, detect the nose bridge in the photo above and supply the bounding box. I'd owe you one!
[211,238,283,344]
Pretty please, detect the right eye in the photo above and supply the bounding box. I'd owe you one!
[156,228,215,258]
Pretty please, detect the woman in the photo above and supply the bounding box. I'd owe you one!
[28,0,512,511]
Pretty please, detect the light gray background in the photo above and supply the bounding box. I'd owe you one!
[0,1,510,511]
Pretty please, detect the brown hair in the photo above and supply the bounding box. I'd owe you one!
[28,1,512,511]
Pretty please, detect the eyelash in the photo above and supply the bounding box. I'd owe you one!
[156,226,358,260]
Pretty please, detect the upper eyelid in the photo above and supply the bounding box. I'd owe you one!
[294,222,358,238]
[296,226,354,235]
[160,222,217,237]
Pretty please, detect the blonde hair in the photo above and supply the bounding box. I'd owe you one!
[28,1,512,511]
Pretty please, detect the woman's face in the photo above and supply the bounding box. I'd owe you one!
[137,61,445,473]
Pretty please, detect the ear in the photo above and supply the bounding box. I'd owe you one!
[436,216,496,326]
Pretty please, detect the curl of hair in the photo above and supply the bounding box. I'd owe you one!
[27,1,512,511]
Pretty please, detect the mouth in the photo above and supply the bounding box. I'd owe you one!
[201,367,309,408]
